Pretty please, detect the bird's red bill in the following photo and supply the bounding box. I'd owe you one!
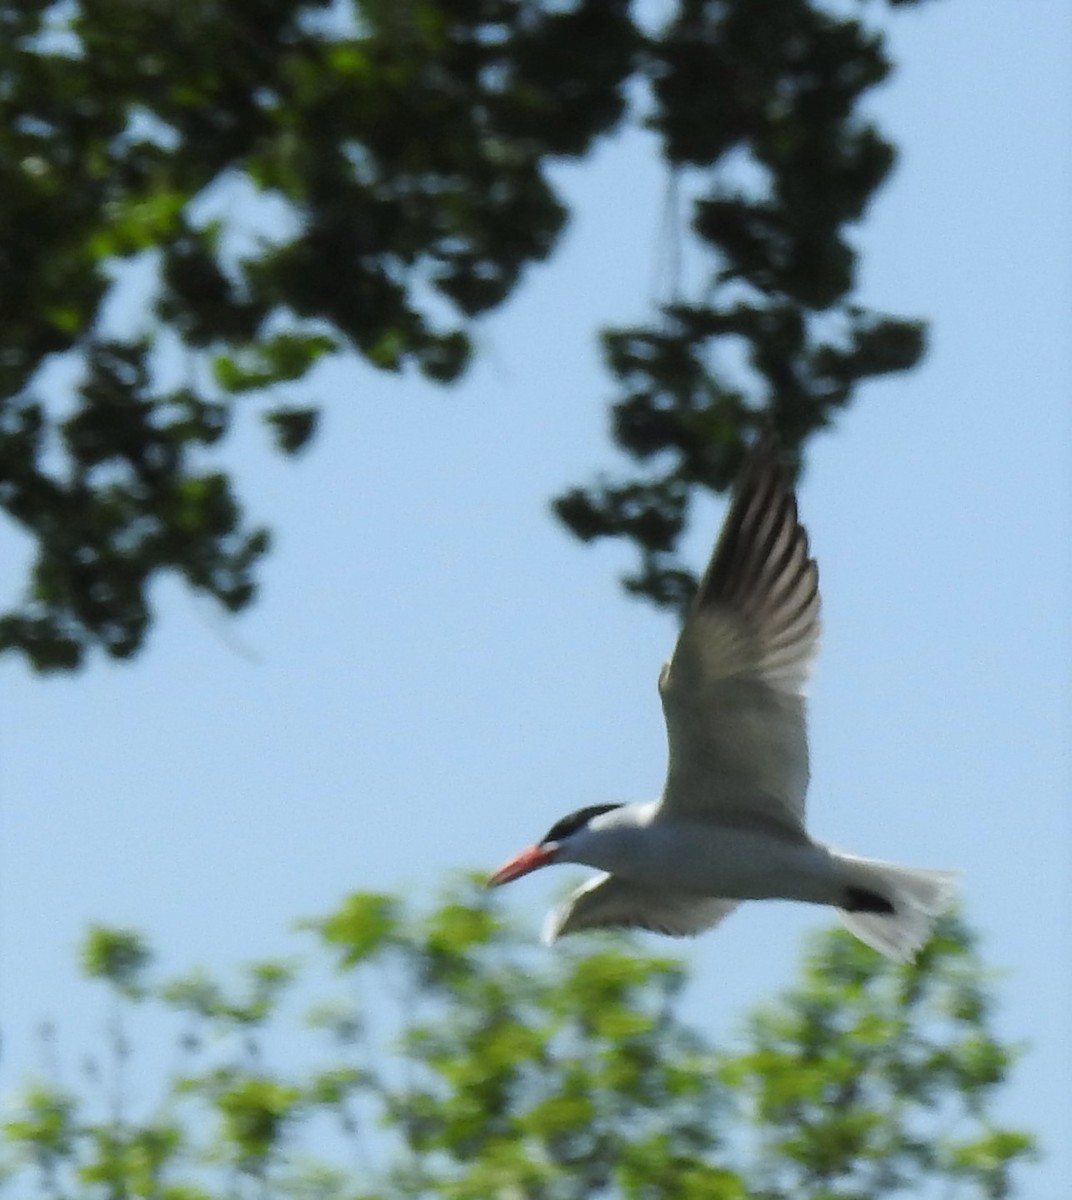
[486,844,555,887]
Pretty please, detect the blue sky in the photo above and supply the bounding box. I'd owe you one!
[2,0,1070,1191]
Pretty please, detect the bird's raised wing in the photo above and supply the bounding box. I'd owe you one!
[542,872,739,942]
[657,438,820,835]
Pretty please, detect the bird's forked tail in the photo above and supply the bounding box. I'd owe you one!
[834,853,958,962]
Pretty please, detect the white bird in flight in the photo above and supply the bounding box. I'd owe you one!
[488,436,956,961]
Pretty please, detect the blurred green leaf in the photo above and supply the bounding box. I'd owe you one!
[213,334,338,395]
[310,891,399,967]
[216,1078,301,1165]
[3,1083,76,1158]
[80,925,152,997]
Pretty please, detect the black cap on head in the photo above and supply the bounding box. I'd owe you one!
[541,803,622,846]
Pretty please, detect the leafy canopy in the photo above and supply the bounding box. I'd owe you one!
[2,879,1035,1198]
[1,0,935,669]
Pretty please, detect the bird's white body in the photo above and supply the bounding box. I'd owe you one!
[560,804,842,904]
[489,437,957,962]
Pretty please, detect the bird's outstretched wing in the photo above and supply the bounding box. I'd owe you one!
[543,872,739,942]
[657,437,820,835]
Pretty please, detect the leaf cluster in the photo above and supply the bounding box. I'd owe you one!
[1,0,637,669]
[1,879,1035,1199]
[554,0,928,614]
[2,0,935,670]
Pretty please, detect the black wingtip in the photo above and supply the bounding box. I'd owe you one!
[690,423,816,622]
[843,885,896,915]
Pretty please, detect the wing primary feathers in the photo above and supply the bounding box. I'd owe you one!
[727,488,788,608]
[708,463,782,610]
[693,439,817,650]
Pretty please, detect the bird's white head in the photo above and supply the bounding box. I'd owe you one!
[486,803,624,887]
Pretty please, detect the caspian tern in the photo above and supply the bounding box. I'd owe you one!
[488,436,956,961]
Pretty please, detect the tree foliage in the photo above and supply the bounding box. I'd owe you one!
[552,0,931,611]
[1,0,937,669]
[2,880,1035,1198]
